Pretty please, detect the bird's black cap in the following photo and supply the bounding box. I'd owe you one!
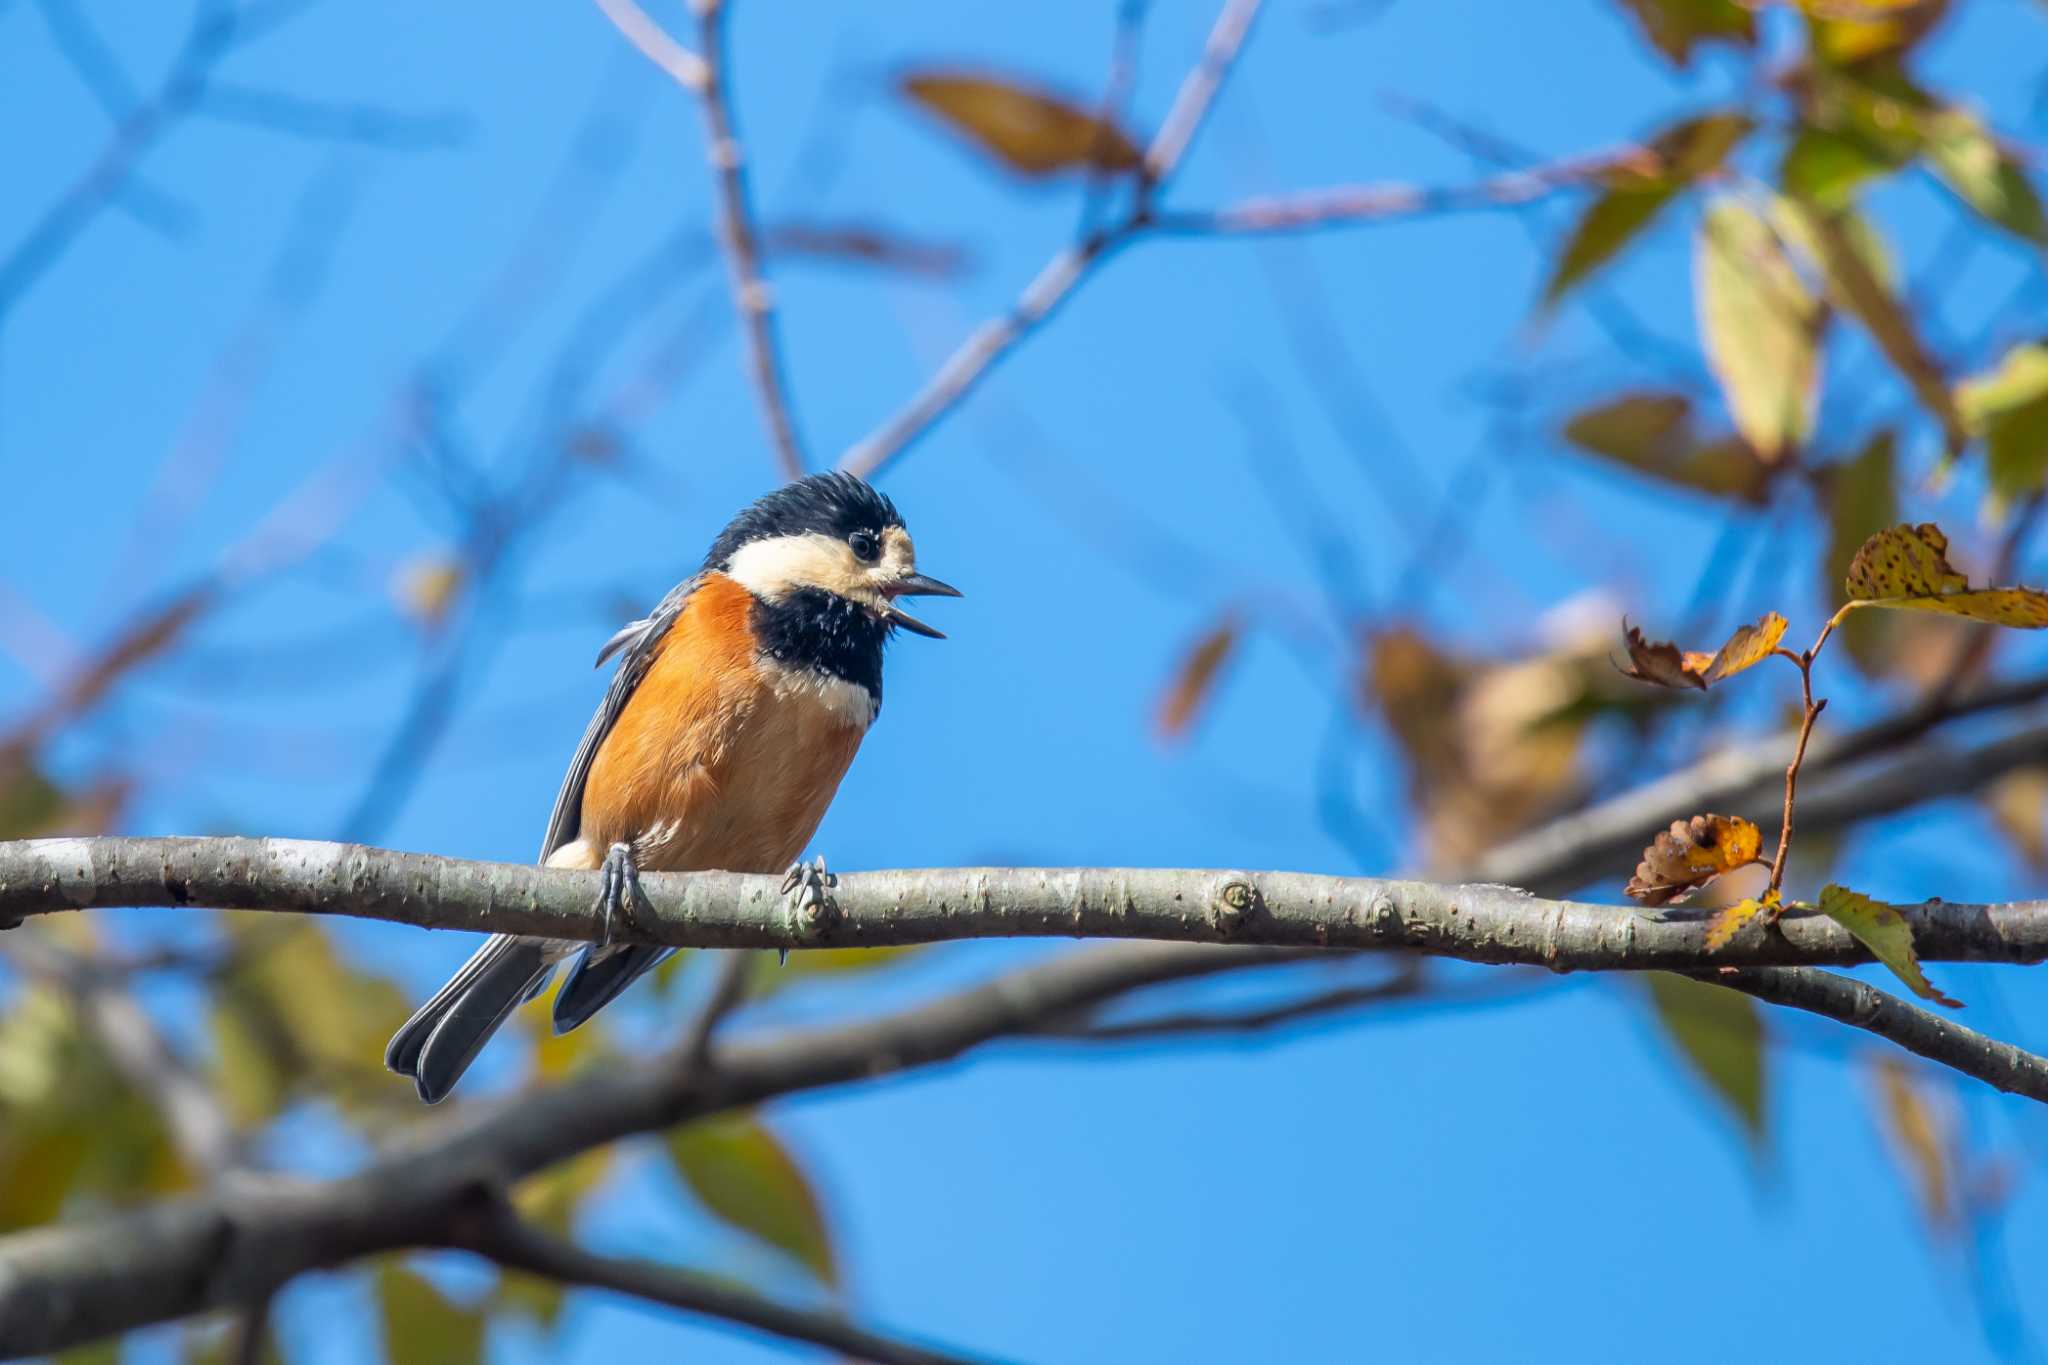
[704,471,903,571]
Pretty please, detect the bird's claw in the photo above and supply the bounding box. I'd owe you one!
[778,856,834,966]
[599,841,641,944]
[779,854,834,909]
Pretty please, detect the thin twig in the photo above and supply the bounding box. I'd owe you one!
[687,0,807,480]
[589,0,707,91]
[678,949,753,1071]
[454,1209,980,1365]
[838,0,1265,479]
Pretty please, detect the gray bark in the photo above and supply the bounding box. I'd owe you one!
[4,835,2045,971]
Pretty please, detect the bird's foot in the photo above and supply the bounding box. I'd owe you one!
[599,841,641,944]
[777,855,835,965]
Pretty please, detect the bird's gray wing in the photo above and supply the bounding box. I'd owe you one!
[537,574,705,862]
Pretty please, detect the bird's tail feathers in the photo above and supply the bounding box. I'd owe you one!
[384,934,555,1104]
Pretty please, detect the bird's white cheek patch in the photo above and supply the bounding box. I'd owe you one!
[761,658,877,731]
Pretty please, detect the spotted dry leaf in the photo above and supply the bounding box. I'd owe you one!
[1626,813,1765,906]
[1618,612,1788,690]
[1844,523,2048,626]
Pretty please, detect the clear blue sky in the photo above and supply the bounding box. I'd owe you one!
[5,2,2048,1361]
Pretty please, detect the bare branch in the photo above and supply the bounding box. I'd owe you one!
[688,0,808,480]
[839,0,1264,479]
[6,836,2047,974]
[589,0,708,92]
[451,1208,982,1365]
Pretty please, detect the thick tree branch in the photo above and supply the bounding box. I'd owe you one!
[450,1208,982,1365]
[6,836,2045,972]
[0,940,1286,1354]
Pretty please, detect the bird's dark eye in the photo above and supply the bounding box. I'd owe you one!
[849,530,880,562]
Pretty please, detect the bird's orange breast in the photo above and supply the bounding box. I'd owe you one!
[577,574,868,875]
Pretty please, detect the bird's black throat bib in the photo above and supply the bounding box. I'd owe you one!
[750,586,889,708]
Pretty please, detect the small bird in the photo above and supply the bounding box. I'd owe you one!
[385,471,958,1103]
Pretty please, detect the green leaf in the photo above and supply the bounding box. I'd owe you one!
[1818,884,1963,1007]
[376,1261,486,1365]
[667,1113,837,1286]
[1615,0,1757,65]
[1958,342,2048,500]
[1560,392,1770,502]
[1696,197,1823,462]
[0,758,65,840]
[1542,112,1752,306]
[1922,108,2048,244]
[1645,972,1767,1146]
[1823,431,1902,674]
[1781,126,1896,209]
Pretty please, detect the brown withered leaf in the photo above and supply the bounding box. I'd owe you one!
[1364,625,1590,872]
[1156,616,1241,742]
[1560,392,1771,504]
[1618,612,1788,690]
[1626,813,1765,905]
[901,71,1142,178]
[1844,522,2048,626]
[1985,768,2048,871]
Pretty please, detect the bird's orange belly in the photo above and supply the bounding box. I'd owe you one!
[580,665,867,876]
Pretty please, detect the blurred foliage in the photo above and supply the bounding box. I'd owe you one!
[1644,972,1767,1146]
[667,1111,838,1289]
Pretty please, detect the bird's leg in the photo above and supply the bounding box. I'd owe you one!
[599,841,641,945]
[777,854,834,965]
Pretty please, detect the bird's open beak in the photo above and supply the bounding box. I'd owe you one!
[883,572,962,639]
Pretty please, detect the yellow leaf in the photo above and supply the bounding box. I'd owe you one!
[1617,613,1787,691]
[1868,1054,1957,1233]
[1818,883,1962,1007]
[1705,889,1780,951]
[667,1112,837,1286]
[393,556,465,631]
[1696,197,1823,462]
[1626,813,1764,906]
[1645,972,1767,1145]
[1802,0,1948,64]
[1843,522,2048,626]
[901,71,1141,178]
[1156,616,1241,742]
[1703,612,1790,682]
